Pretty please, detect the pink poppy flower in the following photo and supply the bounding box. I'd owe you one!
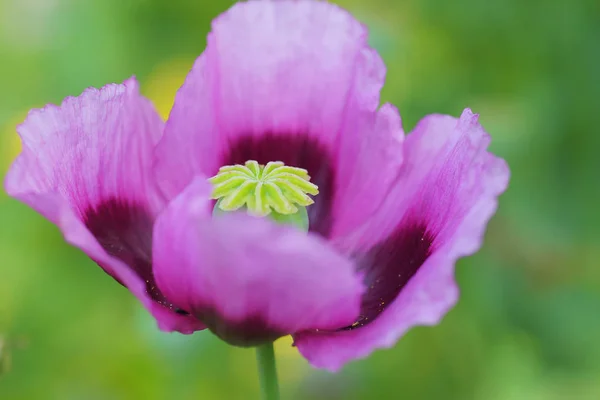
[5,0,508,371]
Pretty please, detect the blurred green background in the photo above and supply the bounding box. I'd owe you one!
[1,0,599,398]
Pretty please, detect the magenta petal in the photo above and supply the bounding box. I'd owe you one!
[152,178,364,346]
[332,103,405,238]
[4,78,203,333]
[155,0,372,193]
[7,79,164,214]
[153,1,401,238]
[294,109,510,371]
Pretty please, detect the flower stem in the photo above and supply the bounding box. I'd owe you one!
[255,342,280,400]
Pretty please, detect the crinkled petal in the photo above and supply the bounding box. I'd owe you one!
[294,109,510,370]
[4,78,203,333]
[152,177,364,346]
[7,78,164,214]
[332,103,405,238]
[154,0,402,239]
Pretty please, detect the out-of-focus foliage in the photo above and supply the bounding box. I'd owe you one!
[0,0,598,398]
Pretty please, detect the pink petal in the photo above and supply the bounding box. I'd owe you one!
[294,109,510,371]
[4,78,203,333]
[332,103,405,239]
[152,177,364,347]
[154,0,402,238]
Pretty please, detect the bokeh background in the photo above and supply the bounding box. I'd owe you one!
[1,0,599,398]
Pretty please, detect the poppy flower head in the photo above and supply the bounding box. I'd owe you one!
[4,0,509,371]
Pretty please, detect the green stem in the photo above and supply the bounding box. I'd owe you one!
[255,342,280,400]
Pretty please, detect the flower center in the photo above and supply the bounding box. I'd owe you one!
[208,160,319,224]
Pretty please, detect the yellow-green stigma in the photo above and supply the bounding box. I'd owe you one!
[208,160,319,220]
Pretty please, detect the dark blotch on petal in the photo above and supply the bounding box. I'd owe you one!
[194,307,286,347]
[343,222,435,330]
[222,134,335,237]
[83,199,180,311]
